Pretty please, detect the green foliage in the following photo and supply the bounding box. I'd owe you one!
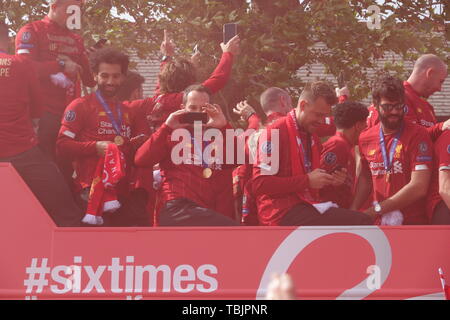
[1,0,448,117]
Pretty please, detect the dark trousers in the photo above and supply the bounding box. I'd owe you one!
[280,202,373,226]
[78,187,151,227]
[159,198,239,226]
[37,111,61,160]
[0,147,83,227]
[37,111,75,188]
[431,201,450,225]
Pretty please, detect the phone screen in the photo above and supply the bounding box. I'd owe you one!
[223,23,237,44]
[179,112,208,124]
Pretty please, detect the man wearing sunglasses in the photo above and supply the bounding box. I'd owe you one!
[366,54,449,141]
[351,75,433,225]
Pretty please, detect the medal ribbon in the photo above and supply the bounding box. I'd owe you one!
[289,111,312,173]
[191,137,212,169]
[379,124,403,174]
[95,91,124,136]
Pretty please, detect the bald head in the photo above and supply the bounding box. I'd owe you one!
[260,87,292,115]
[413,54,447,73]
[408,54,448,98]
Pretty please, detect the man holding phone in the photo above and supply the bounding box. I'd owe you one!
[135,85,239,226]
[320,101,369,209]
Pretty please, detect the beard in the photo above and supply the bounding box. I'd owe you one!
[98,83,120,98]
[379,113,404,131]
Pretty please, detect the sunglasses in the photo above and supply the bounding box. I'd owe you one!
[380,103,405,112]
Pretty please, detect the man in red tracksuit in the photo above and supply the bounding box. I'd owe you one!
[57,48,150,226]
[15,0,96,159]
[232,87,293,225]
[320,101,369,209]
[135,84,239,226]
[366,54,449,140]
[252,81,372,226]
[352,75,433,225]
[0,22,82,227]
[426,130,450,224]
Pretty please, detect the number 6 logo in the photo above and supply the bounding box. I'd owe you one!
[256,226,392,300]
[66,5,82,30]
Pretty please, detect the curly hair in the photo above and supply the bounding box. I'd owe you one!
[158,58,196,94]
[333,101,369,129]
[90,47,129,75]
[299,81,337,106]
[372,75,405,106]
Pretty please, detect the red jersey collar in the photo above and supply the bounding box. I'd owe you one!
[266,112,285,123]
[404,81,423,99]
[335,130,353,146]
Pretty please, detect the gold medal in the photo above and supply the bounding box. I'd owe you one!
[386,172,390,183]
[203,168,213,179]
[114,135,125,146]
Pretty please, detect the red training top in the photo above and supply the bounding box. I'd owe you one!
[56,93,149,191]
[252,116,322,226]
[15,16,95,115]
[134,123,236,219]
[320,131,356,208]
[0,53,43,158]
[426,130,450,221]
[359,121,433,224]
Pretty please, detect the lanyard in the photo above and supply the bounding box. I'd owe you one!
[379,124,403,173]
[95,91,123,136]
[290,111,312,173]
[191,137,212,168]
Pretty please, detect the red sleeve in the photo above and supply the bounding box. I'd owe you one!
[56,100,97,159]
[427,122,443,142]
[437,132,450,170]
[409,127,433,171]
[201,52,234,94]
[134,123,173,167]
[125,100,151,137]
[251,128,310,196]
[23,59,44,119]
[320,140,349,173]
[15,24,60,79]
[247,113,261,130]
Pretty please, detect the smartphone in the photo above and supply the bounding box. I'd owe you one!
[223,23,237,44]
[179,112,208,124]
[93,39,108,49]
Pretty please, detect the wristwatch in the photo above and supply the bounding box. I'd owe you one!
[58,59,66,71]
[373,202,382,214]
